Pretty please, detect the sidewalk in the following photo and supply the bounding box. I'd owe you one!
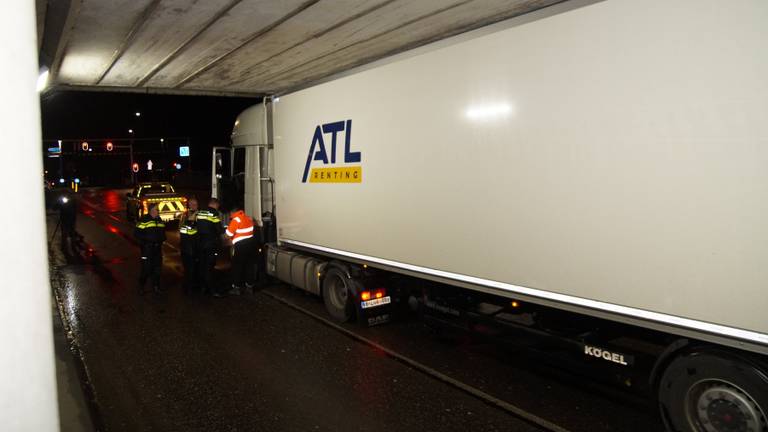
[48,211,96,432]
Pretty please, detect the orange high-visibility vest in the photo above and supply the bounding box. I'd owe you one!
[226,210,254,245]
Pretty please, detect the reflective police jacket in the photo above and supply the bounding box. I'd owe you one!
[178,209,198,254]
[225,210,254,245]
[195,207,223,249]
[134,215,166,253]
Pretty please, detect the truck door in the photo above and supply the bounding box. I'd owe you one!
[211,147,230,201]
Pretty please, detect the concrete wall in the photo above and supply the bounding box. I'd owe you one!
[0,1,59,430]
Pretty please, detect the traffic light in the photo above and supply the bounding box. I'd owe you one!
[81,141,89,151]
[132,162,139,173]
[106,141,114,151]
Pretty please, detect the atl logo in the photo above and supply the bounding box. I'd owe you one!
[302,120,362,183]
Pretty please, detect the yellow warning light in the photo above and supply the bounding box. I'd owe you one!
[511,301,520,308]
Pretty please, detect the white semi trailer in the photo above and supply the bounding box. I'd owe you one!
[212,0,768,430]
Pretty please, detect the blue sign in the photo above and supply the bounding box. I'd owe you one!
[47,147,61,153]
[179,146,190,157]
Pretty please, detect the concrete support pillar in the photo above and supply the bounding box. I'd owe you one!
[0,1,60,431]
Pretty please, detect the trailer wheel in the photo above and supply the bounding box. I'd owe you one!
[658,351,768,432]
[322,268,355,322]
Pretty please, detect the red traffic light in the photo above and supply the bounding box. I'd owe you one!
[131,162,139,173]
[106,141,114,151]
[81,141,89,151]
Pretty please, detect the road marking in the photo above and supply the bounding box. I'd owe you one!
[260,289,572,432]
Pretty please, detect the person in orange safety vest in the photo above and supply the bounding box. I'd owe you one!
[225,206,256,296]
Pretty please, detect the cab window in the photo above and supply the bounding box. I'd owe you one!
[138,184,174,196]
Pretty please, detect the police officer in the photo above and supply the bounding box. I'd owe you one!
[178,196,199,294]
[134,204,166,295]
[196,198,224,297]
[225,206,255,296]
[55,192,79,253]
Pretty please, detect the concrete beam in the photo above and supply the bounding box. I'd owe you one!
[36,0,47,50]
[38,0,82,82]
[226,0,472,91]
[95,0,162,85]
[135,0,245,87]
[262,0,564,93]
[49,83,263,98]
[173,0,321,88]
[183,0,402,90]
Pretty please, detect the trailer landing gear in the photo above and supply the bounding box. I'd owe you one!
[658,350,768,432]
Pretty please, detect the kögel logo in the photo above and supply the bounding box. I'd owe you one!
[302,120,361,183]
[583,345,631,366]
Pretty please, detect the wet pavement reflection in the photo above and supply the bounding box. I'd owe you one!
[47,188,547,432]
[47,188,662,432]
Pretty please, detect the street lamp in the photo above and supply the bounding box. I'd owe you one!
[135,112,141,117]
[128,129,135,183]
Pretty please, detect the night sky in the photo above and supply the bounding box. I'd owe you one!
[40,91,259,185]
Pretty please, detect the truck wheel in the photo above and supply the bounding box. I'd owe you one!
[658,351,768,432]
[322,267,355,322]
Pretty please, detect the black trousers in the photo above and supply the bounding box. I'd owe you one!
[199,246,219,294]
[231,237,255,288]
[181,250,199,292]
[139,245,162,289]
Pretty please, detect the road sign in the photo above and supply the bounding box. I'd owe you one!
[147,160,153,171]
[179,146,190,157]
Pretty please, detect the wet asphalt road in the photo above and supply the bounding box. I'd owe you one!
[48,188,664,432]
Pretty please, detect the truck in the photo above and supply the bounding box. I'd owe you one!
[125,182,188,222]
[211,0,768,430]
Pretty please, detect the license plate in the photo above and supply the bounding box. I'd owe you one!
[361,296,391,309]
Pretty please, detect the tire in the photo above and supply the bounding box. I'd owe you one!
[322,267,356,322]
[658,351,768,432]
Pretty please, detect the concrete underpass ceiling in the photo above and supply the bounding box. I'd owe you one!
[37,0,563,97]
